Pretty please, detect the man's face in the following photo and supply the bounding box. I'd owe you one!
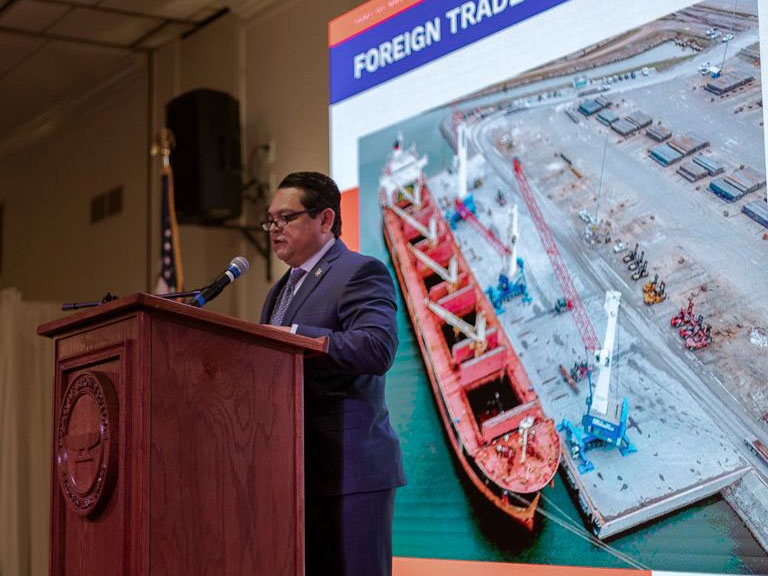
[268,187,333,267]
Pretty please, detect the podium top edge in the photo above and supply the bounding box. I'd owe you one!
[36,292,329,354]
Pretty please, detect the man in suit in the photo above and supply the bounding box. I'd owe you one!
[260,172,406,576]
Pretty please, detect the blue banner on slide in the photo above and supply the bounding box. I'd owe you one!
[329,0,571,104]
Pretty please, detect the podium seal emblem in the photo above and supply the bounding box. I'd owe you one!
[56,371,118,518]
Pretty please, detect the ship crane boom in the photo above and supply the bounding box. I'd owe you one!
[454,199,512,255]
[382,168,426,208]
[386,202,438,243]
[425,299,486,344]
[398,175,423,208]
[409,245,458,285]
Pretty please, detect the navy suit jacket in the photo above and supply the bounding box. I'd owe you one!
[261,240,406,497]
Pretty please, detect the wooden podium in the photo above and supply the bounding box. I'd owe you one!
[38,293,327,576]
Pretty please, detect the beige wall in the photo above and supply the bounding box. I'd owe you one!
[0,0,360,318]
[0,4,362,573]
[151,14,244,317]
[0,62,149,304]
[239,0,361,320]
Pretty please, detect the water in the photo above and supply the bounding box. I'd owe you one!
[357,109,767,574]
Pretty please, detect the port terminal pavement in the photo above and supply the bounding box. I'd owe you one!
[426,157,758,541]
[423,6,767,542]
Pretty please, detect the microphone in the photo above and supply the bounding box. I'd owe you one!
[189,256,250,308]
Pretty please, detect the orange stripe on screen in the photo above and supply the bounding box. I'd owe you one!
[340,187,360,252]
[393,557,652,576]
[329,0,425,47]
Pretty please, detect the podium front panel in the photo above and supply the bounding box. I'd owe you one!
[45,301,307,576]
[51,316,146,576]
[149,315,304,575]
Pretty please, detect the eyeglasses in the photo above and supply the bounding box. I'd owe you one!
[260,209,319,231]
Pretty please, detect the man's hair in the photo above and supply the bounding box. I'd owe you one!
[278,172,342,238]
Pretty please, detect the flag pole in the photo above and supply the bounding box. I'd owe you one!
[151,128,184,294]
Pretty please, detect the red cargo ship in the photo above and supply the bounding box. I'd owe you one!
[379,134,560,529]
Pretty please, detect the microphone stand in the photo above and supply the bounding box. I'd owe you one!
[61,290,201,311]
[157,290,201,301]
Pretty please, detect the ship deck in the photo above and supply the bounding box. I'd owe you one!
[380,183,560,501]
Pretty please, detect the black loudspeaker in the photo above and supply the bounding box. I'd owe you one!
[166,89,242,223]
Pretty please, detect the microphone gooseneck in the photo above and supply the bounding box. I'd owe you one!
[189,256,250,308]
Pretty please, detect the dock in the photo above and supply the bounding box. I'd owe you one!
[424,18,767,545]
[561,449,749,538]
[428,160,754,539]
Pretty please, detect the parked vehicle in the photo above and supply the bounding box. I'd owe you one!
[578,209,593,224]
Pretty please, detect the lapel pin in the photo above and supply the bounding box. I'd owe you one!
[315,268,323,278]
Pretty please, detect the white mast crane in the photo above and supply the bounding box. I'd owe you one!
[557,289,636,474]
[504,204,519,278]
[592,290,621,416]
[457,122,468,200]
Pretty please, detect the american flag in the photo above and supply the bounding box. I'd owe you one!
[155,159,184,294]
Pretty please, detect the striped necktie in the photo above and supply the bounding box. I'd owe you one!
[270,268,307,325]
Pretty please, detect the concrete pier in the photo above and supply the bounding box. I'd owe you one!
[724,470,768,551]
[428,163,755,540]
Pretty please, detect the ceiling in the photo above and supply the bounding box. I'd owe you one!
[0,0,270,137]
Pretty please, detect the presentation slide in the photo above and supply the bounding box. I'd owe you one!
[329,1,768,573]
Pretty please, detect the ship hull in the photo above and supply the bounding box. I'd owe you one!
[379,176,560,531]
[383,224,541,529]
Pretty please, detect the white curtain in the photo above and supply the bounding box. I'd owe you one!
[0,288,61,576]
